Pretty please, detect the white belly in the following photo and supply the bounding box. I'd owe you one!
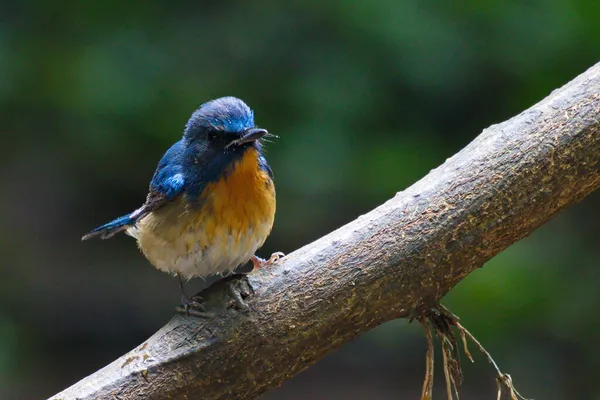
[130,215,273,279]
[157,225,269,278]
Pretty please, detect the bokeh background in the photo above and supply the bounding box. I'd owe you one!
[1,1,599,399]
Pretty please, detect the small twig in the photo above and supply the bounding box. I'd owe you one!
[439,305,531,400]
[420,305,531,400]
[419,317,435,400]
[441,341,455,400]
[457,323,474,363]
[454,321,529,399]
[442,330,462,399]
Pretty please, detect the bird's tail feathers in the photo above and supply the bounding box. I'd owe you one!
[81,208,145,241]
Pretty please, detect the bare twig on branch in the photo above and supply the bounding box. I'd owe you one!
[50,63,600,400]
[419,305,530,400]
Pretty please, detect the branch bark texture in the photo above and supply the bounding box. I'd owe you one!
[50,63,600,400]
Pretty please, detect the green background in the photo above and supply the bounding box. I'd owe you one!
[1,1,599,399]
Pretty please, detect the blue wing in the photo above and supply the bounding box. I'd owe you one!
[82,140,187,240]
[148,140,187,203]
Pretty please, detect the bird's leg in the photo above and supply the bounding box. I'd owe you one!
[175,273,211,318]
[178,272,191,305]
[250,251,285,270]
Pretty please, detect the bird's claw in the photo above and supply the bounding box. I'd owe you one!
[176,295,213,318]
[250,251,285,270]
[225,279,252,312]
[175,305,212,318]
[268,251,285,263]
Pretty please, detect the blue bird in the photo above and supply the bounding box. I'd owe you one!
[82,97,283,312]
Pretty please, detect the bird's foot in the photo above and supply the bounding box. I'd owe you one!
[174,273,256,317]
[175,273,213,318]
[175,294,213,318]
[224,274,255,312]
[250,252,285,270]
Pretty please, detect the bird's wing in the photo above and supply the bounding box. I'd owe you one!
[81,141,188,240]
[137,140,188,218]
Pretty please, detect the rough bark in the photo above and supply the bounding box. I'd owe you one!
[50,63,600,400]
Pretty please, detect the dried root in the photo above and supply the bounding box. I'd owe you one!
[419,317,434,400]
[415,304,530,400]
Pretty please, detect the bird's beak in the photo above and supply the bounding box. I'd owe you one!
[225,128,268,148]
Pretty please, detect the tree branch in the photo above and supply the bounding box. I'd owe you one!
[50,63,600,400]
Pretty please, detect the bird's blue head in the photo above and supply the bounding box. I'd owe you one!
[183,97,266,147]
[179,97,271,195]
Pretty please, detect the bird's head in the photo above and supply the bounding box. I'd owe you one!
[183,96,268,152]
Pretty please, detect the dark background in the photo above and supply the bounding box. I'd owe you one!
[1,1,599,399]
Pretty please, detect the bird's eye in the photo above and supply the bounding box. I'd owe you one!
[208,131,219,142]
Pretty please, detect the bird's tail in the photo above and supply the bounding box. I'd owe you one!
[81,212,138,241]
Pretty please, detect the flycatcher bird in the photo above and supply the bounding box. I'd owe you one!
[82,97,282,311]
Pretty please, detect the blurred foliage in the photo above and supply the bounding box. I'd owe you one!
[0,1,599,399]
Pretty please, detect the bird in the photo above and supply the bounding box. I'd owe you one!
[82,96,282,312]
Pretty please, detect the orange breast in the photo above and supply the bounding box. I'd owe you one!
[196,147,276,246]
